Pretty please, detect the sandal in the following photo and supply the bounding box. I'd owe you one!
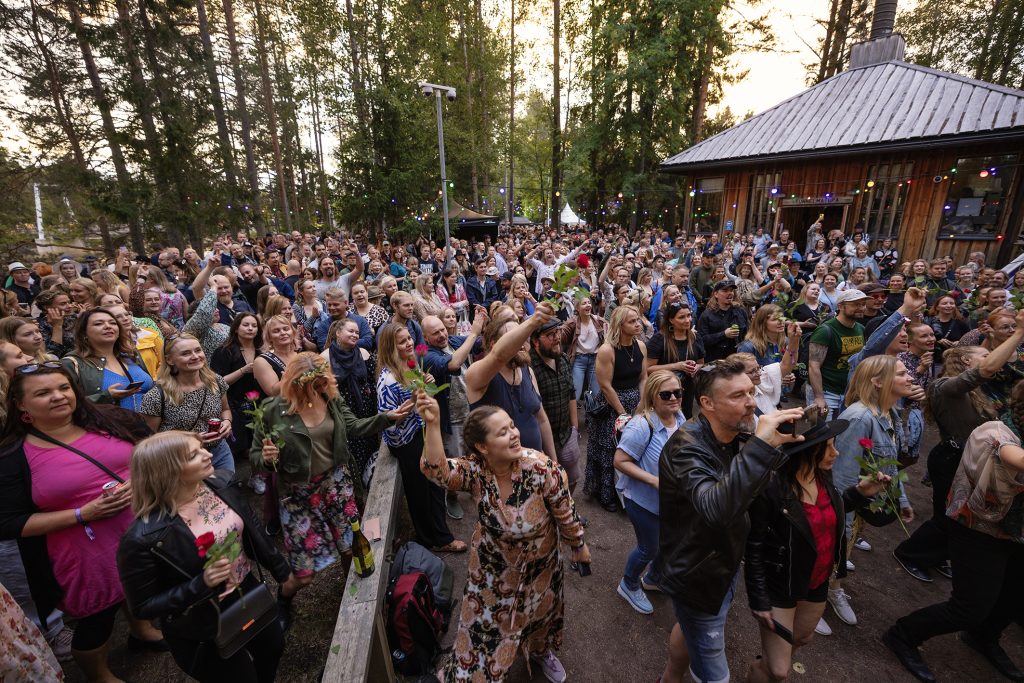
[434,540,468,553]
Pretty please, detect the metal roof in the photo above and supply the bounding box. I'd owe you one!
[661,60,1024,173]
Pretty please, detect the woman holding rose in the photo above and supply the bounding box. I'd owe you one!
[250,353,413,589]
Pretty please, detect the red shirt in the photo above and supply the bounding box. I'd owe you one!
[802,482,837,589]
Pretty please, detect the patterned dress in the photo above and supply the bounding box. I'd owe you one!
[0,582,63,682]
[423,450,585,682]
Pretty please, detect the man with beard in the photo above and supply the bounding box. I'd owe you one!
[465,303,557,460]
[314,241,363,299]
[377,291,425,347]
[655,359,805,683]
[530,319,582,492]
[211,273,254,325]
[312,287,373,352]
[235,262,294,308]
[421,312,486,520]
[858,282,889,337]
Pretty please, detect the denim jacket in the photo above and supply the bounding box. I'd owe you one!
[834,402,909,508]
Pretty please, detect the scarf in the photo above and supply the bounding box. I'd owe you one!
[328,341,370,412]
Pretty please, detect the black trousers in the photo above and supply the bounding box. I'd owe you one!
[896,520,1024,647]
[392,431,455,548]
[894,442,963,568]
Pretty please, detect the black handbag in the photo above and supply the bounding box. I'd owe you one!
[212,580,278,658]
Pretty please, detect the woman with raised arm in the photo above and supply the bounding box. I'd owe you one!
[418,392,588,683]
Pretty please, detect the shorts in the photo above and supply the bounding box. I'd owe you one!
[767,579,828,609]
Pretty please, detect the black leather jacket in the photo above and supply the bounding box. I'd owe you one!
[654,415,786,614]
[117,476,291,642]
[744,473,872,612]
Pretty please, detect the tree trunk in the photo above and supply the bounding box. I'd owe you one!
[271,39,303,229]
[691,38,713,142]
[459,5,480,209]
[817,0,840,82]
[221,0,263,231]
[251,0,291,230]
[308,74,331,228]
[66,0,145,253]
[195,0,240,227]
[551,0,561,232]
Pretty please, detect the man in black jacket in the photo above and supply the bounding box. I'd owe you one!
[695,282,749,362]
[655,358,805,683]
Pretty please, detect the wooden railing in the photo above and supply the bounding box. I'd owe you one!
[321,444,402,682]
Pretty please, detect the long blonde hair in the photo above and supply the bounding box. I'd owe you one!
[606,305,639,349]
[130,431,203,521]
[744,304,783,357]
[157,333,221,405]
[845,355,899,413]
[279,352,339,414]
[377,323,413,386]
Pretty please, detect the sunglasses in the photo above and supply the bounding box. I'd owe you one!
[658,389,683,400]
[15,361,63,375]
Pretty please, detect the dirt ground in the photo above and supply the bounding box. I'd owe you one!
[65,417,1023,683]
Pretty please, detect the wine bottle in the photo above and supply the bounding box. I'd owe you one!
[351,519,375,578]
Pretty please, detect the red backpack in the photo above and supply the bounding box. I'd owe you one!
[386,571,445,675]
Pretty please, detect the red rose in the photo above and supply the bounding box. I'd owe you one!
[858,438,873,449]
[244,390,260,401]
[407,359,417,369]
[415,344,428,357]
[198,547,207,559]
[195,531,215,550]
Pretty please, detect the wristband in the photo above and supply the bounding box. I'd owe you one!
[75,508,96,541]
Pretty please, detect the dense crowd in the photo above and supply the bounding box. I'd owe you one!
[0,221,1022,683]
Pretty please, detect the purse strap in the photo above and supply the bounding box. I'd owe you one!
[28,429,125,483]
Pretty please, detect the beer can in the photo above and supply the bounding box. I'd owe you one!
[207,418,222,433]
[102,481,120,497]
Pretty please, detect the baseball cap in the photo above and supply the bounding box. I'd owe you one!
[7,262,28,272]
[836,289,869,305]
[858,282,887,296]
[712,281,737,292]
[486,266,498,276]
[532,319,562,338]
[501,272,514,282]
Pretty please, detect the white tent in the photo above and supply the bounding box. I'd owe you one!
[559,203,585,226]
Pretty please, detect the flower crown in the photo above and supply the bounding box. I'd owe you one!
[292,364,327,386]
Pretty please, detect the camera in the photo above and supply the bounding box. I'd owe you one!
[420,85,433,97]
[446,89,457,102]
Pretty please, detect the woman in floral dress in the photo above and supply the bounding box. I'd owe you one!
[418,394,589,683]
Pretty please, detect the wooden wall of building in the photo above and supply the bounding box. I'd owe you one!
[678,141,1024,265]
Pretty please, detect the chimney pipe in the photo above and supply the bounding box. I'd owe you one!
[870,0,898,40]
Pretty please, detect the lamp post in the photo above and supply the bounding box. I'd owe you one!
[419,81,456,270]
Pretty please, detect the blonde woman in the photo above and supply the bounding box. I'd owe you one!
[737,304,787,367]
[378,275,399,315]
[90,269,129,303]
[138,334,234,472]
[252,353,411,583]
[351,281,389,334]
[145,268,187,329]
[253,314,299,397]
[118,431,299,682]
[68,277,99,313]
[585,305,647,512]
[509,273,537,317]
[412,273,445,321]
[378,322,464,551]
[0,317,52,363]
[292,279,323,343]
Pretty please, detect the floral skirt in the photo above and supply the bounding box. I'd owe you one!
[583,387,641,507]
[279,464,360,576]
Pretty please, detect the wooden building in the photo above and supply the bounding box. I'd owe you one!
[660,34,1024,266]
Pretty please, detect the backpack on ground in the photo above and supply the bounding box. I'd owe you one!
[386,571,446,675]
[390,541,454,618]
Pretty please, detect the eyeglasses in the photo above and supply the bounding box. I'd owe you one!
[658,389,683,400]
[15,361,63,375]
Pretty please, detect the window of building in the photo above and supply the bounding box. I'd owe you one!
[746,172,781,233]
[692,177,724,234]
[859,162,913,240]
[937,154,1018,240]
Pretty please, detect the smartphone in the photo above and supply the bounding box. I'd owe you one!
[771,619,794,644]
[124,381,145,391]
[793,405,822,436]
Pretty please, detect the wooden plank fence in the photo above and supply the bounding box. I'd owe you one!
[321,444,401,682]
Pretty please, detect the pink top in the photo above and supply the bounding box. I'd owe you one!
[25,432,134,618]
[177,486,251,598]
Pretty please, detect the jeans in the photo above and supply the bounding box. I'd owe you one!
[557,428,583,491]
[572,353,597,400]
[671,574,738,683]
[906,406,924,460]
[804,385,844,421]
[210,439,235,474]
[896,520,1024,648]
[623,498,660,591]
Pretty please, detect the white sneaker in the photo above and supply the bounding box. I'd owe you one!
[846,559,855,572]
[854,537,872,552]
[814,617,832,636]
[531,650,567,683]
[47,626,74,661]
[828,587,857,625]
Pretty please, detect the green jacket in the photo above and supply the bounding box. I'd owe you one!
[249,395,390,487]
[61,353,150,405]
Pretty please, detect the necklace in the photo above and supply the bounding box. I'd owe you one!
[621,340,637,363]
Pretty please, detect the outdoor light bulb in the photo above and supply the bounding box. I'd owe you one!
[499,187,505,194]
[617,192,623,198]
[770,188,778,195]
[866,180,875,188]
[688,191,695,197]
[979,170,989,178]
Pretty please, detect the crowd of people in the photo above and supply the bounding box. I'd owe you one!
[0,220,1021,683]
